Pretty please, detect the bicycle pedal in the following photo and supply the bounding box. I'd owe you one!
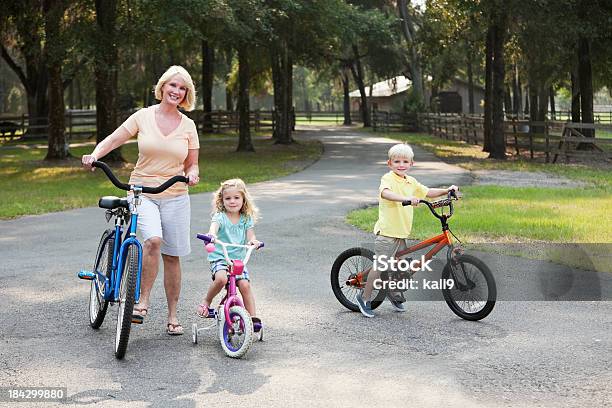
[78,270,95,280]
[131,317,144,324]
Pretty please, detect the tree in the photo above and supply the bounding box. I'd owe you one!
[94,0,123,162]
[43,0,69,159]
[1,1,49,138]
[397,0,424,104]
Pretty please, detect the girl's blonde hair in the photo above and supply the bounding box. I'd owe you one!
[211,178,259,222]
[154,65,196,111]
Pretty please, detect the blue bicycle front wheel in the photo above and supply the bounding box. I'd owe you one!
[115,245,138,359]
[89,229,114,329]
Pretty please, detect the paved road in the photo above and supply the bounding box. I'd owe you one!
[1,127,610,407]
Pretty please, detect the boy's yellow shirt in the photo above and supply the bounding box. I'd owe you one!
[374,171,429,238]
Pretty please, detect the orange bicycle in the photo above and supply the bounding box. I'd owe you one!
[331,191,496,321]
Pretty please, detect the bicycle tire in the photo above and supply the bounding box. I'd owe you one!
[114,245,138,359]
[219,306,254,358]
[441,254,496,321]
[331,247,384,312]
[89,229,114,329]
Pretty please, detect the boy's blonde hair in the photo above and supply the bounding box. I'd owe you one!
[154,65,196,111]
[388,143,414,161]
[211,178,259,222]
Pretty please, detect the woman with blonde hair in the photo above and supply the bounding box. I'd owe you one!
[82,65,200,335]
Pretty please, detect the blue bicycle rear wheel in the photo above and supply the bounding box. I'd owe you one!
[89,229,114,329]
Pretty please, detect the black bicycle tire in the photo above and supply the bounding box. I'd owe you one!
[331,247,384,312]
[89,229,114,329]
[114,245,138,359]
[441,254,496,321]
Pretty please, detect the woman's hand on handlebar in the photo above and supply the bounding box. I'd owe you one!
[81,154,97,171]
[186,172,200,186]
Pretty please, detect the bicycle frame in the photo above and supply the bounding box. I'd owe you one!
[100,205,143,304]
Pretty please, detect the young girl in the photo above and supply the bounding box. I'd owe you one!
[196,179,262,327]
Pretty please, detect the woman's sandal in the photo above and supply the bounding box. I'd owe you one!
[132,307,148,324]
[166,323,184,336]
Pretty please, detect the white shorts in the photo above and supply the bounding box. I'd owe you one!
[128,194,191,257]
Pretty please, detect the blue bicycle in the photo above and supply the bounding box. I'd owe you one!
[77,161,188,359]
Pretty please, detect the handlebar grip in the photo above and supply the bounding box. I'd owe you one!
[196,233,214,243]
[402,200,412,206]
[141,175,189,194]
[258,242,265,249]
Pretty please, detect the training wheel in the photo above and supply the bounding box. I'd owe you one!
[192,323,198,344]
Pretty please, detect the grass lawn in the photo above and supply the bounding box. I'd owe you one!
[0,133,322,219]
[348,130,612,269]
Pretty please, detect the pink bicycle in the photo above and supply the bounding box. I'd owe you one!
[192,233,264,358]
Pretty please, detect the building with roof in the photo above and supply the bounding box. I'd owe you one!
[349,76,485,114]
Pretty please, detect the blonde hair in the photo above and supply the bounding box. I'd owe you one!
[154,65,196,111]
[388,143,414,161]
[211,178,259,222]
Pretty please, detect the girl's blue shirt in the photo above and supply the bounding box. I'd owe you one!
[208,212,254,262]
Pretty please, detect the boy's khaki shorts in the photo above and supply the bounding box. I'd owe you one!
[374,234,408,270]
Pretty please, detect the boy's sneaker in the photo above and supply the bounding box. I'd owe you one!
[356,291,375,318]
[387,292,406,313]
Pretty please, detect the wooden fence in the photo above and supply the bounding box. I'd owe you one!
[373,111,612,163]
[0,109,279,142]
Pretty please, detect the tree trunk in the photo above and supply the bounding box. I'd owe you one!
[577,37,594,137]
[271,46,281,141]
[236,47,254,152]
[278,46,294,144]
[225,49,234,111]
[44,0,69,160]
[537,84,548,122]
[94,0,123,162]
[350,45,370,127]
[483,25,493,152]
[570,70,581,123]
[201,40,214,133]
[549,86,556,120]
[504,84,512,119]
[512,64,521,116]
[342,68,352,125]
[524,85,530,116]
[528,84,538,131]
[1,22,49,138]
[489,10,507,160]
[398,0,424,104]
[467,49,475,114]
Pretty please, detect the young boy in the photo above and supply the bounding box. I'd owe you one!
[355,143,458,318]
